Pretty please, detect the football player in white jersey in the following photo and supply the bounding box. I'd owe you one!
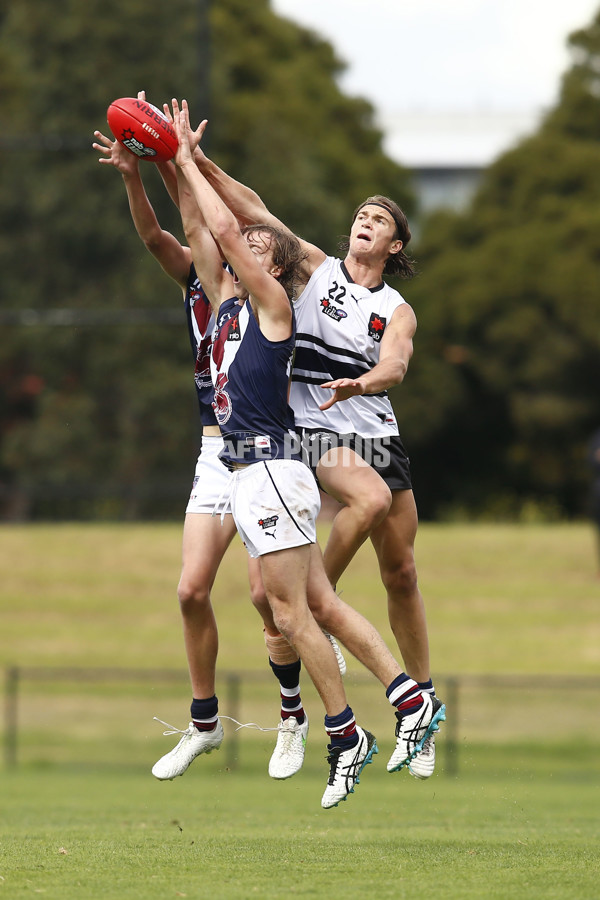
[92,122,312,783]
[185,136,444,780]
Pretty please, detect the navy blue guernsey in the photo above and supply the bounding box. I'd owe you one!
[209,299,300,466]
[184,264,217,427]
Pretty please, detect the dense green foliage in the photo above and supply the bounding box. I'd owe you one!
[2,2,600,519]
[401,10,600,518]
[0,0,413,519]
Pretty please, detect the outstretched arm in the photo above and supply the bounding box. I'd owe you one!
[172,100,291,339]
[319,303,416,410]
[92,130,191,288]
[180,114,325,280]
[175,164,232,315]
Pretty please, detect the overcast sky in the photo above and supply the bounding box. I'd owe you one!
[271,0,600,165]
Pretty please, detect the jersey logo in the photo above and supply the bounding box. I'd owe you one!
[258,515,279,539]
[212,371,232,425]
[320,298,348,322]
[225,316,241,341]
[319,282,348,322]
[368,312,386,342]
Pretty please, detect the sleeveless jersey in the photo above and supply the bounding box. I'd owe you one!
[210,299,299,466]
[184,264,217,427]
[290,256,406,437]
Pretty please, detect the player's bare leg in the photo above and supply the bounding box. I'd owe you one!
[259,545,346,713]
[305,544,401,687]
[248,555,309,780]
[305,542,441,780]
[369,490,443,779]
[317,447,391,588]
[152,513,237,781]
[369,489,430,683]
[259,543,377,807]
[177,512,238,698]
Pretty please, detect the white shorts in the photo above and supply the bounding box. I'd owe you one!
[185,435,233,515]
[230,459,320,558]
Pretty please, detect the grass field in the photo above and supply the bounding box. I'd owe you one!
[1,522,599,898]
[2,746,599,899]
[2,521,599,674]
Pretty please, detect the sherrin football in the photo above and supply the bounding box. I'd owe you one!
[107,97,178,162]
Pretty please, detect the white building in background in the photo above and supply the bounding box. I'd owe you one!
[379,108,543,215]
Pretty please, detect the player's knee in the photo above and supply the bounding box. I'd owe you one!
[307,585,338,630]
[249,580,270,619]
[353,483,392,530]
[271,610,295,644]
[177,578,210,612]
[382,558,419,600]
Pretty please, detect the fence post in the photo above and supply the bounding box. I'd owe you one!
[224,671,241,771]
[443,675,459,776]
[4,666,19,768]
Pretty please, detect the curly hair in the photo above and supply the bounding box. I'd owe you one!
[339,195,416,279]
[241,224,307,300]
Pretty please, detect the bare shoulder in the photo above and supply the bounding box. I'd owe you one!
[391,300,417,333]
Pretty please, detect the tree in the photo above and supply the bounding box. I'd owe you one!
[0,0,415,519]
[398,8,600,519]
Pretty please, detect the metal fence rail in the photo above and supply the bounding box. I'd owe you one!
[4,666,600,774]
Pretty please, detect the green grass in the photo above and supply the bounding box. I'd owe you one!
[1,521,599,673]
[1,522,599,898]
[2,745,599,900]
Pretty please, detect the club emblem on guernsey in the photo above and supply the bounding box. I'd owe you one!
[226,317,241,341]
[258,515,279,538]
[212,372,232,425]
[320,297,348,322]
[368,312,386,342]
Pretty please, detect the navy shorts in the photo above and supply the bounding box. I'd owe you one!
[297,427,412,492]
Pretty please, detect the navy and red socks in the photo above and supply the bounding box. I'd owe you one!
[269,658,305,725]
[190,695,219,732]
[325,705,358,751]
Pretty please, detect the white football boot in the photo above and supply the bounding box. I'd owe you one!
[268,715,309,779]
[321,726,378,809]
[152,720,224,781]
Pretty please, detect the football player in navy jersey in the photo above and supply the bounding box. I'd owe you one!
[92,121,313,783]
[172,100,444,807]
[182,129,444,781]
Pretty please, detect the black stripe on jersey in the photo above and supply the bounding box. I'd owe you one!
[292,347,388,397]
[293,346,368,380]
[292,372,387,398]
[295,332,370,365]
[262,462,313,542]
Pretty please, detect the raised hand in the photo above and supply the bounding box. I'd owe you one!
[165,99,207,155]
[92,130,139,176]
[171,99,194,168]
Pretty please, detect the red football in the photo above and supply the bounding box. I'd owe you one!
[106,97,178,162]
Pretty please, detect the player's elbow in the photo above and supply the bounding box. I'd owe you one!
[395,358,409,383]
[381,358,408,390]
[210,216,241,251]
[182,219,204,246]
[143,232,166,255]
